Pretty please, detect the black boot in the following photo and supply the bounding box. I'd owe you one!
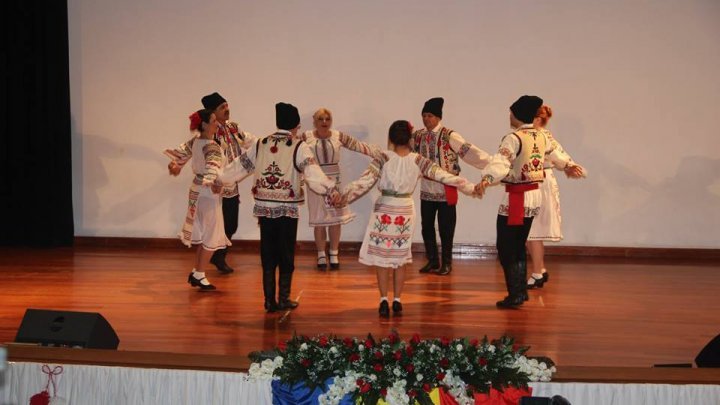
[210,248,235,274]
[436,246,452,275]
[419,259,440,273]
[419,235,439,273]
[263,268,278,312]
[436,262,452,275]
[277,272,298,310]
[517,259,529,301]
[497,263,525,309]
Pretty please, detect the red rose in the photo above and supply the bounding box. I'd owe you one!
[360,383,371,393]
[405,346,414,356]
[318,336,328,347]
[512,344,520,352]
[388,332,399,344]
[375,351,384,360]
[374,363,384,372]
[440,336,450,346]
[470,338,479,347]
[349,353,360,362]
[439,358,449,368]
[408,389,417,398]
[343,337,354,348]
[405,364,414,373]
[277,341,287,350]
[411,333,421,345]
[394,350,402,360]
[380,388,388,397]
[301,358,312,367]
[478,357,488,366]
[380,214,392,224]
[356,378,365,387]
[423,383,431,392]
[393,215,405,226]
[365,338,374,348]
[436,372,446,380]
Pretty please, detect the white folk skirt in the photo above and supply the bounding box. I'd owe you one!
[185,191,231,251]
[528,169,563,242]
[359,195,415,268]
[307,163,355,227]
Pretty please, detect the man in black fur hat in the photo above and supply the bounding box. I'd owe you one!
[221,102,337,313]
[412,97,490,276]
[476,95,582,308]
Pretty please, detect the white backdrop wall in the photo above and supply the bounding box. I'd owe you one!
[67,0,720,248]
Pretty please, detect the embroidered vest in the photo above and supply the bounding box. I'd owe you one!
[502,128,546,184]
[414,127,460,175]
[252,134,305,203]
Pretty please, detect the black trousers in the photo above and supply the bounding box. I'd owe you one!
[420,200,457,264]
[496,215,534,298]
[221,196,239,239]
[211,196,239,262]
[259,216,298,304]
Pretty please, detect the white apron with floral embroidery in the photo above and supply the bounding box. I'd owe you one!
[359,195,415,268]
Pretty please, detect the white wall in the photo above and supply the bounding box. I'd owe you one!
[67,0,720,248]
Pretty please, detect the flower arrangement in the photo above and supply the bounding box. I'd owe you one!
[248,331,555,405]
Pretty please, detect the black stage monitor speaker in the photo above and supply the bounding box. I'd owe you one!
[14,309,119,349]
[696,333,720,368]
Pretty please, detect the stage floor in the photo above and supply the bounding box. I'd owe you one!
[2,245,718,368]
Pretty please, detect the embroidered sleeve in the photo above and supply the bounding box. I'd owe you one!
[219,140,257,184]
[339,131,380,157]
[415,155,474,195]
[543,130,573,169]
[197,142,223,187]
[238,131,257,149]
[297,143,335,194]
[343,154,387,204]
[163,135,197,168]
[480,134,518,185]
[448,131,490,169]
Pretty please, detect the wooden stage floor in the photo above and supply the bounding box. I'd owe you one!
[1,245,718,368]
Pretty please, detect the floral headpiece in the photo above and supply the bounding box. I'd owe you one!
[189,111,202,131]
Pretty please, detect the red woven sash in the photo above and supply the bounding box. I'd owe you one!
[504,183,538,225]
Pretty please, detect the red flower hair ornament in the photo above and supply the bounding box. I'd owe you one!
[189,111,202,131]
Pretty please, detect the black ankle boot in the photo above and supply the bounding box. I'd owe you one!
[278,272,296,309]
[264,300,279,313]
[419,260,439,273]
[210,248,235,274]
[278,299,299,310]
[496,295,525,309]
[436,262,452,275]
